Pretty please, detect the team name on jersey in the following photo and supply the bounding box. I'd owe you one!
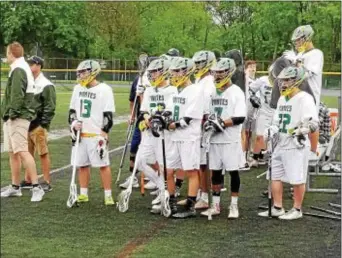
[150,95,164,102]
[279,105,292,112]
[173,96,186,104]
[79,91,96,99]
[212,98,228,106]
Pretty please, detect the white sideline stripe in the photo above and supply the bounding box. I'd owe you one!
[1,145,126,192]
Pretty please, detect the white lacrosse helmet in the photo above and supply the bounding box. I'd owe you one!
[291,25,314,53]
[277,65,305,97]
[147,58,171,87]
[210,58,236,89]
[76,60,101,87]
[192,50,216,79]
[169,57,195,87]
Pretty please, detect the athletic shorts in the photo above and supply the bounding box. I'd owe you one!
[3,118,30,154]
[268,146,310,185]
[71,137,110,167]
[209,142,244,171]
[255,112,273,136]
[167,140,200,171]
[28,126,49,156]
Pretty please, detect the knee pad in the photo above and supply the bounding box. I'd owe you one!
[212,170,223,185]
[229,170,240,193]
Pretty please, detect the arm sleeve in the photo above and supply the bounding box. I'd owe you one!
[103,87,115,113]
[40,85,56,127]
[232,89,247,118]
[8,68,27,119]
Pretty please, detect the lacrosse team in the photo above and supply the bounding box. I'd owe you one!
[2,24,325,221]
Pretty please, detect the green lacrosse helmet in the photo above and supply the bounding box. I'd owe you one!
[76,60,101,87]
[192,50,216,79]
[291,25,314,53]
[277,65,305,97]
[146,58,171,87]
[169,57,195,87]
[210,58,236,89]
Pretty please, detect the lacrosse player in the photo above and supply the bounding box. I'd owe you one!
[283,25,323,111]
[160,57,204,218]
[191,50,216,210]
[135,58,178,213]
[69,60,115,205]
[200,58,246,219]
[248,68,275,168]
[258,65,319,220]
[21,56,56,192]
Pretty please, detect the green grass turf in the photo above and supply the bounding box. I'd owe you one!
[0,94,340,257]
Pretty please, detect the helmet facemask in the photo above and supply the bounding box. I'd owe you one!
[170,68,191,87]
[148,68,169,87]
[77,68,97,87]
[211,69,235,89]
[194,59,215,79]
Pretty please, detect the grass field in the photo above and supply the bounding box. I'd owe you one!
[0,88,341,258]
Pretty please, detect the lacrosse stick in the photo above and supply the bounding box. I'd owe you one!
[266,130,276,218]
[66,129,81,208]
[160,130,171,218]
[201,128,215,221]
[117,151,141,213]
[116,53,149,184]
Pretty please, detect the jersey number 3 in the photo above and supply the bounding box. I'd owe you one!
[80,99,92,118]
[279,113,291,133]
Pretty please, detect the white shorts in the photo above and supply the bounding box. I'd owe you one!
[209,142,244,171]
[137,137,172,166]
[255,112,273,135]
[71,137,110,167]
[167,140,200,171]
[268,146,310,185]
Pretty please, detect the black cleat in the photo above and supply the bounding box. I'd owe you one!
[20,180,32,189]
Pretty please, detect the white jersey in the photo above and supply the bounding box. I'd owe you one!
[140,85,178,145]
[34,72,54,94]
[302,48,324,106]
[70,83,115,134]
[195,75,216,115]
[249,76,274,116]
[273,91,318,149]
[166,84,204,141]
[245,76,256,100]
[209,84,246,144]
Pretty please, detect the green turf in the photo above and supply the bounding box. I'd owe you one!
[0,93,340,258]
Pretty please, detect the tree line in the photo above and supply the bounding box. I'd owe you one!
[0,1,340,71]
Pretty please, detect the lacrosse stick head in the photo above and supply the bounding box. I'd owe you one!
[138,53,149,76]
[117,188,132,213]
[66,184,78,208]
[161,190,171,217]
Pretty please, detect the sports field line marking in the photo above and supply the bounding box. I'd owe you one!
[0,144,125,192]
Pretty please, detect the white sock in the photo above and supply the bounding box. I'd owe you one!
[231,196,238,205]
[80,188,88,196]
[201,192,208,202]
[213,196,220,206]
[104,190,112,198]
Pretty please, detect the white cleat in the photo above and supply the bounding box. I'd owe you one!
[201,204,221,217]
[144,181,157,190]
[195,198,209,209]
[1,186,22,198]
[258,206,285,217]
[119,176,139,189]
[278,208,303,220]
[150,189,159,196]
[228,204,239,219]
[151,192,161,205]
[150,204,161,214]
[31,186,45,202]
[248,159,259,168]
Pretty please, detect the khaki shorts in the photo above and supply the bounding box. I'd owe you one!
[28,126,49,156]
[3,118,30,154]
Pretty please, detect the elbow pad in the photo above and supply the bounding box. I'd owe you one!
[102,112,113,133]
[231,117,245,125]
[68,109,77,125]
[175,117,192,128]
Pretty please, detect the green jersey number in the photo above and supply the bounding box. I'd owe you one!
[279,113,291,133]
[173,105,180,121]
[80,99,92,118]
[214,107,223,117]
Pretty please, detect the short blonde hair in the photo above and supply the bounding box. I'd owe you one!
[7,42,24,58]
